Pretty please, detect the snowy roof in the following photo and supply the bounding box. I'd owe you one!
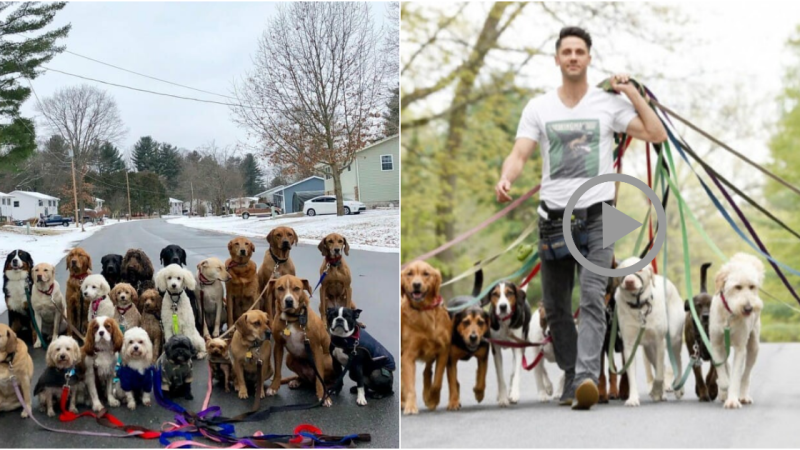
[169,198,183,204]
[10,190,59,201]
[94,197,104,202]
[0,192,13,198]
[256,185,284,197]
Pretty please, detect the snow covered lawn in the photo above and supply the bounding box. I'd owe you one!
[0,219,123,314]
[167,209,399,253]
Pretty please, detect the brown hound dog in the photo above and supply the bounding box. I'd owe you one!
[317,233,355,327]
[257,227,297,322]
[684,262,718,401]
[225,237,260,329]
[65,247,92,339]
[401,261,451,415]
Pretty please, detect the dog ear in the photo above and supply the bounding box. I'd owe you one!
[101,276,111,296]
[430,267,442,301]
[684,299,690,312]
[160,248,167,267]
[714,265,729,294]
[82,321,97,356]
[183,268,196,291]
[248,240,255,254]
[84,252,92,272]
[111,320,124,352]
[353,308,362,319]
[343,237,350,256]
[180,248,187,266]
[3,327,17,354]
[235,313,248,335]
[70,339,81,365]
[289,228,298,246]
[155,269,167,292]
[227,240,234,253]
[317,238,328,257]
[45,340,56,367]
[130,288,139,307]
[266,229,275,245]
[301,279,313,298]
[515,284,527,306]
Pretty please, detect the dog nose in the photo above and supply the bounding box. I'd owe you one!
[284,298,294,308]
[499,304,508,313]
[281,240,290,248]
[99,330,105,337]
[134,345,139,351]
[744,305,754,314]
[37,275,42,281]
[171,283,177,289]
[59,354,66,360]
[334,248,341,254]
[469,334,478,343]
[239,249,246,256]
[412,282,421,290]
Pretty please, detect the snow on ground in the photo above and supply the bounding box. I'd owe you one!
[167,209,399,253]
[0,219,123,314]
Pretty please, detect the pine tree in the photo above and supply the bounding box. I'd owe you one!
[157,142,181,190]
[0,2,70,168]
[96,141,125,176]
[382,87,399,137]
[240,153,264,195]
[132,136,159,172]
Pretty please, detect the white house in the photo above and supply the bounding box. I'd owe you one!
[255,186,284,205]
[93,197,105,211]
[169,198,184,215]
[0,192,14,220]
[9,191,60,220]
[227,196,259,211]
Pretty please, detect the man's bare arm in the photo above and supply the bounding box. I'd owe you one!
[495,138,537,203]
[611,74,667,143]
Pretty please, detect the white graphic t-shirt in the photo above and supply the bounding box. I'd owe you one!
[515,86,637,213]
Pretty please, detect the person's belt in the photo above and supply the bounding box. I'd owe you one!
[540,200,613,219]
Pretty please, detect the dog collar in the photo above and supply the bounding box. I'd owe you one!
[626,293,653,310]
[227,260,249,270]
[720,291,733,314]
[325,256,343,268]
[270,249,289,265]
[0,352,16,367]
[500,304,517,322]
[117,304,133,316]
[38,283,55,296]
[197,272,216,286]
[91,297,104,315]
[415,295,443,311]
[71,272,89,281]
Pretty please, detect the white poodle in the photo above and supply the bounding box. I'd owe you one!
[156,264,206,359]
[119,327,154,410]
[81,274,114,322]
[615,257,685,406]
[30,263,66,348]
[710,252,764,409]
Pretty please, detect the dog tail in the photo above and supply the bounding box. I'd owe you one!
[472,267,483,298]
[280,375,299,385]
[700,262,712,293]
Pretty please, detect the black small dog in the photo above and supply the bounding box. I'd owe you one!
[684,262,718,402]
[100,254,123,289]
[158,335,195,400]
[327,307,395,406]
[159,244,203,336]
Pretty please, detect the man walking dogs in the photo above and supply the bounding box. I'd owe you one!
[495,26,667,410]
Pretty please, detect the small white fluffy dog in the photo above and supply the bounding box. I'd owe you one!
[196,257,231,338]
[83,316,124,412]
[711,253,764,409]
[82,274,114,322]
[36,335,83,416]
[156,264,206,359]
[615,257,685,406]
[119,327,154,410]
[30,263,66,348]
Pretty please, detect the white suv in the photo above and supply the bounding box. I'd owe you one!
[303,196,366,216]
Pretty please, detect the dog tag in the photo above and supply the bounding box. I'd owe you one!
[172,313,180,335]
[283,328,291,336]
[246,351,252,359]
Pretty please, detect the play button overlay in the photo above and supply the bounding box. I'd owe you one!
[602,203,642,249]
[561,173,666,278]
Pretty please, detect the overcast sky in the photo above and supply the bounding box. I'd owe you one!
[20,1,391,166]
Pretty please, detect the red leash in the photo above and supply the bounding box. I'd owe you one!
[59,385,160,439]
[522,335,552,371]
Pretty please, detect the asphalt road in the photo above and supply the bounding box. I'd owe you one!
[0,218,399,448]
[402,343,800,448]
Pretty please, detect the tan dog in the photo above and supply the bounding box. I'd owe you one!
[206,337,233,392]
[266,275,334,407]
[139,289,163,362]
[196,258,231,338]
[230,310,273,399]
[401,261,451,415]
[257,227,297,321]
[65,247,92,339]
[446,305,490,411]
[225,237,260,329]
[110,283,141,332]
[0,323,35,417]
[30,263,66,348]
[317,233,354,326]
[35,335,84,416]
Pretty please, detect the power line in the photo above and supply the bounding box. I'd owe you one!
[41,66,264,111]
[63,50,237,100]
[84,171,168,197]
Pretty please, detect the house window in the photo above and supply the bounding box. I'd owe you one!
[381,155,393,171]
[38,200,43,207]
[347,165,351,172]
[14,201,19,207]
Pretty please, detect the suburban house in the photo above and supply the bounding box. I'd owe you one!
[169,198,184,215]
[9,191,60,220]
[227,196,259,212]
[254,185,285,205]
[316,135,399,207]
[93,197,105,211]
[270,176,324,213]
[0,192,14,220]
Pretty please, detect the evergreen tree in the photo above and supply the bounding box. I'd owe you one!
[96,141,125,176]
[382,87,399,137]
[132,136,159,172]
[158,142,181,190]
[240,153,264,195]
[0,2,71,168]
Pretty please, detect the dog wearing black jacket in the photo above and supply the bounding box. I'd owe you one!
[445,269,489,410]
[327,307,395,406]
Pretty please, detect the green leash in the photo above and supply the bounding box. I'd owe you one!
[25,288,47,349]
[607,304,647,375]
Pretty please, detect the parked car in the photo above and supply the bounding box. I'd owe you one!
[238,203,281,219]
[38,214,73,227]
[303,196,366,216]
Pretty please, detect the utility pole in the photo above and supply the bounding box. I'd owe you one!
[190,182,194,217]
[69,148,79,229]
[125,170,132,221]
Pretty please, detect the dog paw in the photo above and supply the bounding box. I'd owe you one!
[47,409,56,418]
[322,397,332,407]
[92,402,104,412]
[69,406,78,414]
[288,380,301,389]
[625,397,640,407]
[509,391,520,404]
[473,388,484,403]
[127,401,136,410]
[740,396,753,405]
[20,410,28,419]
[238,389,249,400]
[266,387,278,396]
[719,389,728,402]
[724,398,742,409]
[213,329,220,338]
[108,397,120,408]
[196,352,207,360]
[497,395,510,407]
[446,400,460,411]
[544,381,554,396]
[403,403,419,415]
[538,391,550,403]
[34,340,42,349]
[674,388,684,400]
[143,399,151,407]
[358,397,368,407]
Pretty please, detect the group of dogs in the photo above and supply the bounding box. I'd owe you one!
[401,252,765,414]
[0,227,396,421]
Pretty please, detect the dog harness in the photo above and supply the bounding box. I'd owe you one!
[624,272,654,311]
[33,366,77,395]
[330,328,396,371]
[118,366,154,393]
[37,283,55,296]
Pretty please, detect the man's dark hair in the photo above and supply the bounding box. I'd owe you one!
[555,26,592,52]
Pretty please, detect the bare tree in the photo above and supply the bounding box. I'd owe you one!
[196,142,244,217]
[35,84,125,229]
[232,2,386,216]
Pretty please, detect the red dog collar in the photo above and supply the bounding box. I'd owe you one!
[720,292,733,314]
[417,295,443,311]
[325,256,343,267]
[500,304,517,322]
[70,272,89,281]
[117,304,133,316]
[198,272,215,285]
[38,283,55,296]
[91,297,104,314]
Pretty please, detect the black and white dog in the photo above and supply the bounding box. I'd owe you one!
[327,307,395,406]
[100,254,123,289]
[158,245,203,336]
[3,249,35,344]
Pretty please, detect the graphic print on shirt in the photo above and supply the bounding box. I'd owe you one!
[546,119,600,179]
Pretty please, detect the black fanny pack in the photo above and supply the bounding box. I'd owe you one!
[538,201,609,261]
